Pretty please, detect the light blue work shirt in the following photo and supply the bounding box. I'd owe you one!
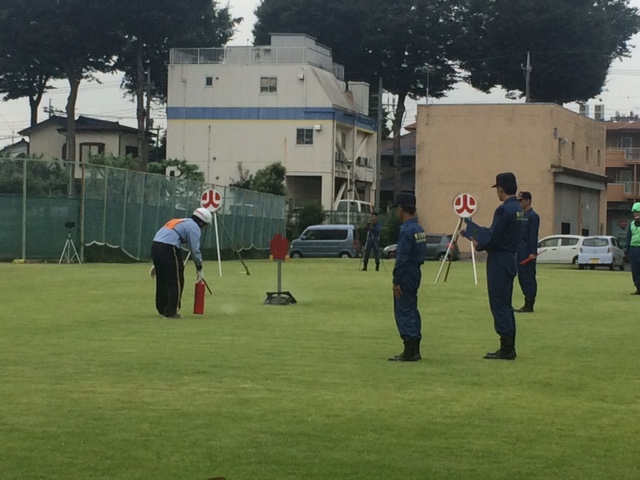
[153,218,204,269]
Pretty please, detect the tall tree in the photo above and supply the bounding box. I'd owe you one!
[254,0,464,197]
[0,1,61,126]
[27,0,123,163]
[115,0,239,169]
[252,162,286,196]
[457,0,640,104]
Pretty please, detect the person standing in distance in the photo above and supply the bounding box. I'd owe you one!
[361,212,382,271]
[626,202,640,295]
[389,193,427,362]
[151,207,212,318]
[464,173,523,360]
[515,191,540,313]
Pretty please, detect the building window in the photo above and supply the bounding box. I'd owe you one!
[125,146,139,158]
[585,145,590,163]
[79,142,105,163]
[561,222,571,234]
[205,76,214,87]
[260,76,277,93]
[571,142,575,160]
[597,149,601,166]
[296,128,314,145]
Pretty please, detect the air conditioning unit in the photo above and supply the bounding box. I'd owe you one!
[594,104,605,121]
[579,103,589,117]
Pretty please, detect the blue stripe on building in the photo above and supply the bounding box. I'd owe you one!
[166,107,376,131]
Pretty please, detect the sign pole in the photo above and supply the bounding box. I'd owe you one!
[470,235,478,285]
[435,217,462,283]
[213,212,222,277]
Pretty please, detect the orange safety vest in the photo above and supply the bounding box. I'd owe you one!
[163,219,185,229]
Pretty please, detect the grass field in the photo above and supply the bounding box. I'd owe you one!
[2,258,639,480]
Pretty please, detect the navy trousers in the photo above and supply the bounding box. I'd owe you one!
[517,250,537,298]
[393,268,422,339]
[486,251,517,339]
[151,242,185,316]
[630,247,640,289]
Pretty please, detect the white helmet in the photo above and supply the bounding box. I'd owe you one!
[193,207,213,225]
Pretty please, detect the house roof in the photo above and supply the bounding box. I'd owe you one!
[0,139,29,155]
[606,121,640,132]
[380,131,416,156]
[18,115,138,136]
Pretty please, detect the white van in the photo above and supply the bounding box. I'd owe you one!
[537,235,586,264]
[334,200,374,214]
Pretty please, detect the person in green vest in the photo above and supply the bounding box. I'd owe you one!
[626,202,640,295]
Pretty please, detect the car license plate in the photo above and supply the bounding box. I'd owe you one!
[589,259,600,264]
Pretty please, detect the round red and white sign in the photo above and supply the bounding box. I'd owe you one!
[453,193,477,218]
[201,188,222,212]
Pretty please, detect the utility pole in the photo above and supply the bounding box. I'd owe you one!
[524,51,532,103]
[375,77,383,210]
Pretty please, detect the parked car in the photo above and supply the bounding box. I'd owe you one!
[290,224,361,258]
[617,234,629,263]
[383,234,460,261]
[537,235,586,264]
[577,236,625,271]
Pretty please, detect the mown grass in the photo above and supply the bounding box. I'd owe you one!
[1,258,639,480]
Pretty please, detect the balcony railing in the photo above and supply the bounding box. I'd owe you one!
[606,147,640,163]
[170,46,345,80]
[623,181,640,197]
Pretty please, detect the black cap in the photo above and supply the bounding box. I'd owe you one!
[518,191,532,201]
[393,193,416,207]
[492,172,517,191]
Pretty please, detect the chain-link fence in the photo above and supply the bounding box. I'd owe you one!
[0,157,286,261]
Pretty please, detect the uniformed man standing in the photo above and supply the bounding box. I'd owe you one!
[625,202,640,295]
[361,212,382,271]
[515,191,540,312]
[150,207,212,318]
[389,193,427,362]
[465,173,523,360]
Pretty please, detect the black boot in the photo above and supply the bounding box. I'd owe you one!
[631,288,640,295]
[361,262,368,271]
[388,337,420,362]
[515,297,534,313]
[416,337,422,360]
[484,336,516,360]
[375,263,380,272]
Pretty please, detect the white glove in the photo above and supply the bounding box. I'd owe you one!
[196,270,204,283]
[149,266,156,279]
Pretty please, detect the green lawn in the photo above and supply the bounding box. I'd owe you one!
[1,259,639,480]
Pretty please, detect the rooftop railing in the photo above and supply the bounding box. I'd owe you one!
[170,46,345,81]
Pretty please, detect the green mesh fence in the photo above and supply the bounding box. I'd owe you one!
[0,158,286,261]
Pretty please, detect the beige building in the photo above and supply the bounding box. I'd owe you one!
[18,115,140,177]
[415,104,608,251]
[166,34,377,210]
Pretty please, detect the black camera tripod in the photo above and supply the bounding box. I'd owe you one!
[59,221,81,264]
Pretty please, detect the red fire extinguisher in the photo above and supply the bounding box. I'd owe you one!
[193,281,205,314]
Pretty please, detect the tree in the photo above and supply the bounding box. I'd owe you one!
[115,0,239,168]
[254,0,464,197]
[252,162,286,196]
[229,162,254,189]
[31,0,123,164]
[457,0,640,104]
[147,159,205,182]
[0,1,61,126]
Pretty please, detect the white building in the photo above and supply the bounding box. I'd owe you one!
[166,34,377,210]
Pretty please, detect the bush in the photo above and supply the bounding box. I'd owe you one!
[381,210,402,246]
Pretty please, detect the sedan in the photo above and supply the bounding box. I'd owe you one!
[577,236,625,271]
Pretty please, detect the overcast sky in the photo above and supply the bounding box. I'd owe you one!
[2,0,640,148]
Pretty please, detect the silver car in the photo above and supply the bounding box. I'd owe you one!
[577,236,625,271]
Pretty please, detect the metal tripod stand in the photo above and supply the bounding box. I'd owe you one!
[59,223,81,264]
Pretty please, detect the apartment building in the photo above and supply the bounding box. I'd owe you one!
[166,34,377,210]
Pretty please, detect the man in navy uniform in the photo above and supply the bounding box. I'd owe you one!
[464,173,523,360]
[515,191,540,312]
[362,212,382,271]
[389,193,427,362]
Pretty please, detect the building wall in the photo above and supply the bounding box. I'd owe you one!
[415,104,606,250]
[28,127,65,159]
